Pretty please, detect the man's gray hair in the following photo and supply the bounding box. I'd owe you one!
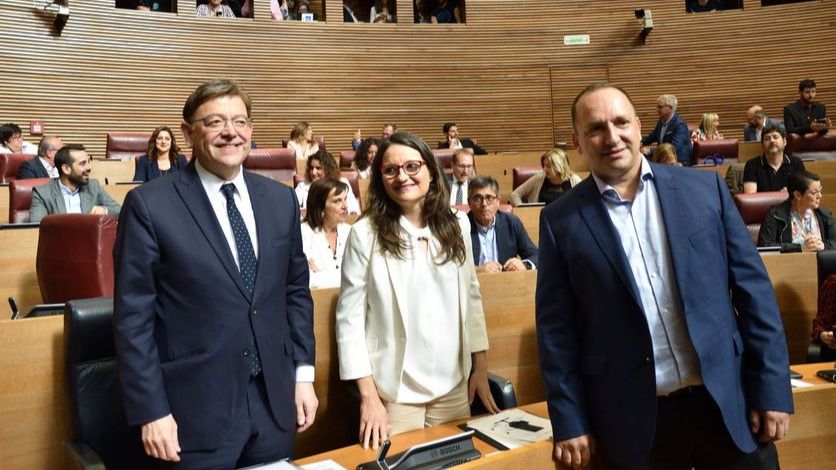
[658,94,678,112]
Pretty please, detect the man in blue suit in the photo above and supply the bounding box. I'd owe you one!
[641,94,692,166]
[114,80,318,468]
[536,83,792,469]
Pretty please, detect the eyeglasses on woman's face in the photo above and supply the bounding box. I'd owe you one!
[381,160,425,178]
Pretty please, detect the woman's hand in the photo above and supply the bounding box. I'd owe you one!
[357,376,389,449]
[468,351,500,414]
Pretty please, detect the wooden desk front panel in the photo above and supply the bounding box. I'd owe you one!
[512,206,542,246]
[761,253,818,364]
[90,158,135,183]
[0,186,8,224]
[0,228,41,315]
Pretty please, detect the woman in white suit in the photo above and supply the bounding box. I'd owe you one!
[336,132,500,450]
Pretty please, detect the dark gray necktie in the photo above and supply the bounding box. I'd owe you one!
[456,182,463,205]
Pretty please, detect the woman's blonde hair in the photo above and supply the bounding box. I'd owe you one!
[290,121,312,141]
[699,113,719,136]
[540,148,576,184]
[651,143,678,165]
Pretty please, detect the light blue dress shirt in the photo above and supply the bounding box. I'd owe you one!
[476,218,498,265]
[59,181,82,214]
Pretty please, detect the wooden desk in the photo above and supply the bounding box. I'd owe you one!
[90,158,134,183]
[0,185,8,224]
[512,206,542,245]
[0,227,41,314]
[104,182,140,205]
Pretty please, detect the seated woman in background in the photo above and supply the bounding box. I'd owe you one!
[370,0,394,22]
[288,121,320,160]
[690,112,724,142]
[133,126,188,182]
[271,0,291,20]
[0,122,38,154]
[352,137,378,179]
[295,150,361,214]
[336,132,499,450]
[414,0,437,23]
[510,148,582,206]
[759,170,836,252]
[650,142,680,166]
[812,273,836,361]
[434,0,461,23]
[301,178,351,289]
[196,0,236,17]
[293,0,313,19]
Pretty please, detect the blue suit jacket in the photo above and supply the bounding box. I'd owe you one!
[467,210,538,267]
[113,161,314,451]
[132,154,189,182]
[535,165,792,467]
[641,113,693,166]
[16,157,50,179]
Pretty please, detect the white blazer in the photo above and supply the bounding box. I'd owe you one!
[336,212,489,402]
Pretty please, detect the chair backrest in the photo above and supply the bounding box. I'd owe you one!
[339,150,355,169]
[787,130,836,160]
[9,177,50,223]
[106,133,149,160]
[692,138,739,166]
[36,214,118,303]
[512,166,541,190]
[339,170,360,199]
[432,148,456,169]
[1,153,35,183]
[64,297,151,469]
[243,147,297,183]
[732,191,787,243]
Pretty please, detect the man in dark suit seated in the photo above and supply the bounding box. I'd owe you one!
[640,94,692,166]
[438,122,487,155]
[743,105,784,142]
[466,176,538,273]
[784,79,831,137]
[29,144,121,223]
[17,135,62,179]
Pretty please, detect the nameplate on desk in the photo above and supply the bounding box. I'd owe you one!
[356,431,480,470]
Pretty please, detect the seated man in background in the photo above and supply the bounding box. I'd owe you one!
[352,123,396,150]
[29,144,121,223]
[439,122,487,155]
[743,105,783,142]
[467,176,538,273]
[784,79,831,137]
[0,122,38,154]
[448,148,475,205]
[640,94,692,166]
[743,125,805,193]
[17,135,62,179]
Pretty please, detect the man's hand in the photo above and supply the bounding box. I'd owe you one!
[820,331,836,349]
[295,382,318,432]
[354,129,362,141]
[90,205,108,215]
[749,410,790,443]
[142,414,181,462]
[503,257,527,272]
[553,434,595,469]
[476,261,502,274]
[468,351,500,414]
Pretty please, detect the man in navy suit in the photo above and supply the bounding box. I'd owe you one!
[114,80,317,468]
[641,94,692,166]
[466,176,538,273]
[743,105,784,142]
[17,135,61,179]
[536,83,792,469]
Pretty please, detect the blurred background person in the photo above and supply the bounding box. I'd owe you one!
[352,137,378,179]
[301,178,351,289]
[759,170,835,252]
[691,112,724,142]
[295,151,360,214]
[288,121,320,160]
[196,0,236,17]
[0,123,38,154]
[510,148,581,206]
[649,143,680,166]
[133,126,189,182]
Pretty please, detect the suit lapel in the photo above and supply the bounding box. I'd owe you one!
[174,164,252,301]
[468,213,481,263]
[384,254,410,330]
[51,181,67,214]
[576,179,643,307]
[650,166,689,305]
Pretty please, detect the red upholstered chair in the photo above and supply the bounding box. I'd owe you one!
[36,214,118,303]
[692,139,739,166]
[1,153,35,183]
[787,131,836,160]
[106,133,149,160]
[732,191,787,244]
[9,177,50,223]
[432,148,456,169]
[243,147,296,183]
[339,150,355,169]
[512,166,541,190]
[339,170,360,200]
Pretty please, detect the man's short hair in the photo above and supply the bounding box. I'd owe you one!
[468,175,499,196]
[798,79,816,92]
[55,144,86,176]
[383,123,397,131]
[182,79,252,122]
[754,108,765,118]
[571,83,636,129]
[658,94,678,111]
[451,147,474,165]
[38,136,58,158]
[760,124,786,143]
[442,122,457,134]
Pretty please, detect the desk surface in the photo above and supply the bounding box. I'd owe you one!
[297,363,836,469]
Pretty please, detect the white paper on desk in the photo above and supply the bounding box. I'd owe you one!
[791,378,815,388]
[238,460,299,469]
[299,460,346,470]
[466,409,553,450]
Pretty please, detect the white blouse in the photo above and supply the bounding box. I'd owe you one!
[294,178,361,214]
[300,222,351,289]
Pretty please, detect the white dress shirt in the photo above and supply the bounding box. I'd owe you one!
[300,221,350,289]
[39,157,59,178]
[295,178,361,214]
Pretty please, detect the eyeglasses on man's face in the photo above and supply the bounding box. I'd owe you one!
[191,115,253,131]
[469,194,498,205]
[381,160,425,178]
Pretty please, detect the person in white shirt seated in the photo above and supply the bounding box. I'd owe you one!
[295,150,360,214]
[300,178,352,289]
[287,121,320,160]
[0,123,38,154]
[352,137,378,179]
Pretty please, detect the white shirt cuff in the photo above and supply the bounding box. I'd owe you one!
[295,364,315,383]
[523,259,536,270]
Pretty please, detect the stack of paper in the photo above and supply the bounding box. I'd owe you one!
[464,409,553,450]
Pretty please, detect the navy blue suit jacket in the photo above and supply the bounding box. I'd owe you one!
[641,113,693,166]
[535,165,792,467]
[113,162,314,451]
[132,154,189,182]
[467,210,538,267]
[16,157,50,179]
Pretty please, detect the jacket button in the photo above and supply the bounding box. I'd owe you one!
[251,308,257,316]
[243,350,250,357]
[643,356,651,365]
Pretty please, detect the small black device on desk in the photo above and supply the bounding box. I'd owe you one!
[816,369,836,383]
[356,431,480,470]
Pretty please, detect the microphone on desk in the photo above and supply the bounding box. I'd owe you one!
[373,440,391,470]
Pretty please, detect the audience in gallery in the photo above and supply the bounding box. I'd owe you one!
[0,123,38,154]
[196,0,236,17]
[641,94,692,166]
[690,112,724,142]
[295,150,360,214]
[29,144,121,223]
[293,0,314,20]
[742,124,805,193]
[352,123,396,151]
[686,0,725,13]
[784,79,831,137]
[271,0,291,19]
[467,176,538,273]
[17,136,62,179]
[812,274,836,361]
[288,121,320,160]
[134,0,173,11]
[438,122,487,155]
[133,126,189,183]
[352,137,378,179]
[343,1,360,22]
[370,0,395,22]
[759,170,834,252]
[447,148,475,206]
[336,131,499,450]
[510,148,581,206]
[648,143,680,166]
[743,105,784,142]
[301,178,351,289]
[414,0,461,23]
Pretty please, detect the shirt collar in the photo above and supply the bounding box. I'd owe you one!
[195,158,246,197]
[476,214,496,234]
[38,157,55,171]
[592,157,654,202]
[759,154,791,167]
[58,179,80,196]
